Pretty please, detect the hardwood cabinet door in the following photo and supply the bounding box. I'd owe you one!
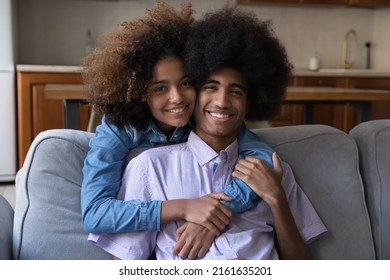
[301,0,349,4]
[30,84,90,139]
[293,76,359,131]
[237,0,299,5]
[347,77,390,120]
[349,0,390,7]
[17,72,89,168]
[269,104,304,127]
[31,84,63,138]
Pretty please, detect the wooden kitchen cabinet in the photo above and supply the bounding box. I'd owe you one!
[237,0,390,7]
[270,74,390,132]
[237,0,299,5]
[349,0,390,7]
[347,77,390,120]
[17,71,90,168]
[300,0,349,4]
[269,104,304,127]
[292,76,358,132]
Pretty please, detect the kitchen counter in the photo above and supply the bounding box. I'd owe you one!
[16,64,390,77]
[16,64,83,73]
[293,68,390,77]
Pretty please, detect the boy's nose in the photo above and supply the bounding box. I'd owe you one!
[214,90,231,107]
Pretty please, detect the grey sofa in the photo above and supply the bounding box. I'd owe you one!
[0,120,389,260]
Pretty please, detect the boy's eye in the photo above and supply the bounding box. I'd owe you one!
[231,89,244,96]
[202,84,218,92]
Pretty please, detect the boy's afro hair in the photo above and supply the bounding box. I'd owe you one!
[185,7,292,121]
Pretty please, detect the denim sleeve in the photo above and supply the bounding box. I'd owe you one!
[221,124,274,213]
[81,116,161,234]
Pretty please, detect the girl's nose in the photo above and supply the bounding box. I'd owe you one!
[169,87,184,103]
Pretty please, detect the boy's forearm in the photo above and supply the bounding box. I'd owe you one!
[269,194,312,260]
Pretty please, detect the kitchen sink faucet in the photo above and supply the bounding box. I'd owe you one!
[341,29,357,69]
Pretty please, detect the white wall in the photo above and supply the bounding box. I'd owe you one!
[373,8,390,69]
[16,0,390,70]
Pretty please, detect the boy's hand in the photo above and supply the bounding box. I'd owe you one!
[173,222,215,259]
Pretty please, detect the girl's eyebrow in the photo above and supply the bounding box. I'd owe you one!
[150,80,168,86]
[151,75,190,85]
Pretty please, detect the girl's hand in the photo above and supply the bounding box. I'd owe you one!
[232,152,283,204]
[183,192,233,235]
[173,222,215,259]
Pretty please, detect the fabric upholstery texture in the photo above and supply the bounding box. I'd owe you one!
[350,120,390,260]
[253,125,375,260]
[3,122,386,259]
[13,129,111,260]
[0,194,14,259]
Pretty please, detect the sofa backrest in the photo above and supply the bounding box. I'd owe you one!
[350,120,390,260]
[253,124,375,259]
[14,129,112,260]
[13,124,376,259]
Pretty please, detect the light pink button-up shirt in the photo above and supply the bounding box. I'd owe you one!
[89,131,327,259]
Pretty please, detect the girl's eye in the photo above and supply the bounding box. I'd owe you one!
[181,80,193,88]
[154,86,166,93]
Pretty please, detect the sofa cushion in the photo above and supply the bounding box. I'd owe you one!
[0,194,14,259]
[350,120,390,260]
[12,124,376,260]
[253,124,375,259]
[13,129,112,260]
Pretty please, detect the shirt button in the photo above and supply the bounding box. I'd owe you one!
[160,137,164,141]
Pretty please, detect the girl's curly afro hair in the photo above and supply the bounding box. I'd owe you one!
[185,7,292,121]
[82,1,194,128]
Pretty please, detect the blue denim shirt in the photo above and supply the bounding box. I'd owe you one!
[81,116,273,234]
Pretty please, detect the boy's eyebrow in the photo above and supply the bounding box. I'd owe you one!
[205,79,246,91]
[230,83,246,91]
[205,79,220,85]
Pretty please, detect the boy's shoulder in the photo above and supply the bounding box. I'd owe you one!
[132,142,189,160]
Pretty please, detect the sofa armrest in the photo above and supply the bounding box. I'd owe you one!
[350,120,390,260]
[0,194,14,259]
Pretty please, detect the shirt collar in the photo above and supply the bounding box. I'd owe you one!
[140,118,195,135]
[187,130,238,166]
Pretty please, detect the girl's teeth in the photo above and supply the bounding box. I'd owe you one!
[168,107,185,113]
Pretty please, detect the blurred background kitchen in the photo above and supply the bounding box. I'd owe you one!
[1,0,390,207]
[16,0,390,68]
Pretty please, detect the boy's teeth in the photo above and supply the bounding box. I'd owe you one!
[210,112,229,119]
